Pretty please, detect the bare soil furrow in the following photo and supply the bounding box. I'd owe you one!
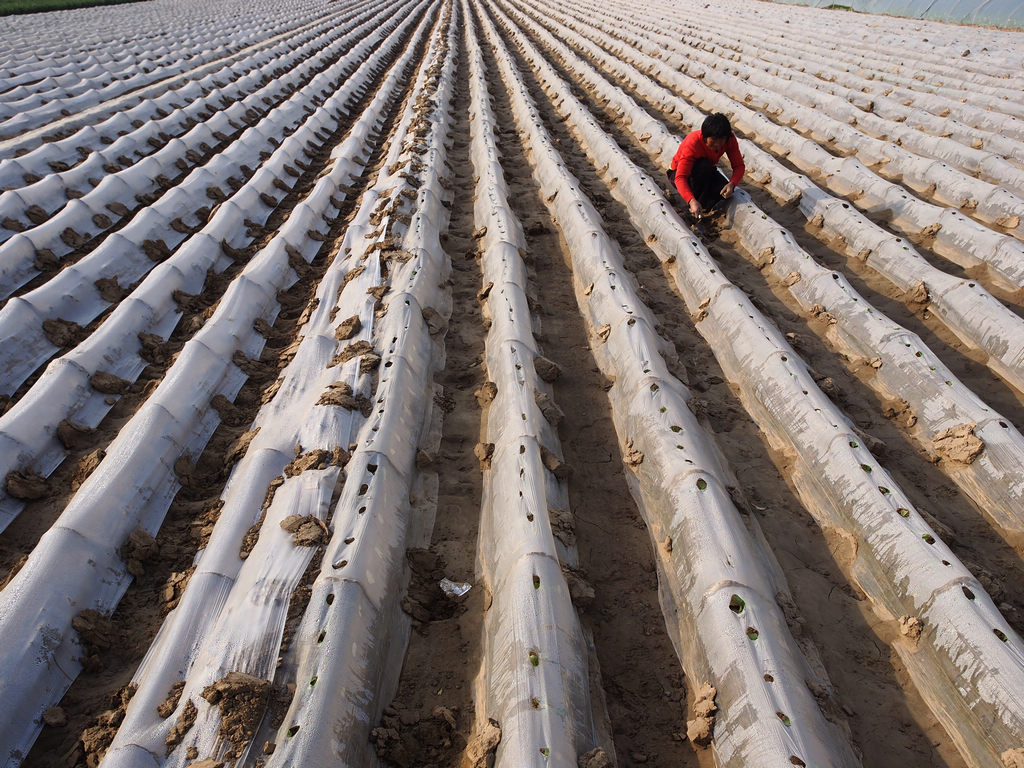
[368,26,491,768]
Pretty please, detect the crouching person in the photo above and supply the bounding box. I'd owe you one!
[668,113,745,220]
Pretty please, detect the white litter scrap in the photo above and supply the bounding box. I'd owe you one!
[480,3,861,767]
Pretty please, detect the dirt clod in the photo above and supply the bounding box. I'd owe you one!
[317,382,372,415]
[42,707,67,728]
[6,468,48,500]
[90,371,130,395]
[121,526,159,577]
[686,683,717,748]
[157,681,186,719]
[280,514,330,546]
[578,747,613,768]
[882,397,917,428]
[460,718,501,768]
[43,318,86,348]
[80,684,137,766]
[474,381,497,406]
[474,442,495,470]
[932,423,984,464]
[165,698,198,753]
[284,447,349,476]
[72,448,106,491]
[623,439,644,467]
[335,315,362,340]
[534,389,564,426]
[899,615,924,648]
[200,671,272,759]
[534,355,561,382]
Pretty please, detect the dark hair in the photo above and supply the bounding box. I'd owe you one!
[701,113,732,140]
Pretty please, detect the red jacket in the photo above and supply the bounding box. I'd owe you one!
[671,129,745,202]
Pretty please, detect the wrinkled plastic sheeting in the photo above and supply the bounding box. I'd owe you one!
[484,6,864,767]
[74,8,433,766]
[256,10,456,768]
[541,4,1024,291]
[728,191,1024,537]
[0,2,414,534]
[739,138,1024,399]
[466,9,607,765]
[504,3,1024,762]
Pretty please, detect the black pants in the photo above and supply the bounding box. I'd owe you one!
[669,158,729,213]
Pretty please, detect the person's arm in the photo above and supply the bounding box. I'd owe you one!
[673,135,698,203]
[724,134,745,193]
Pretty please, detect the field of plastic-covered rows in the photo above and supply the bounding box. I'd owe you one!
[0,0,1023,767]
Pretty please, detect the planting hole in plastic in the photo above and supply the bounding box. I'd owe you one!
[764,673,774,682]
[533,574,540,589]
[963,586,975,600]
[368,464,378,474]
[860,464,872,473]
[527,513,535,522]
[746,627,759,640]
[922,533,935,545]
[317,630,326,644]
[529,650,540,666]
[729,595,745,613]
[696,478,707,490]
[879,486,890,495]
[333,559,348,569]
[358,506,366,515]
[897,508,910,518]
[994,629,1009,642]
[358,484,368,496]
[288,725,300,737]
[777,711,791,726]
[670,425,681,433]
[344,537,354,544]
[326,593,335,605]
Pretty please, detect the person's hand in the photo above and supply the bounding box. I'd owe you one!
[721,182,735,198]
[689,198,702,217]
